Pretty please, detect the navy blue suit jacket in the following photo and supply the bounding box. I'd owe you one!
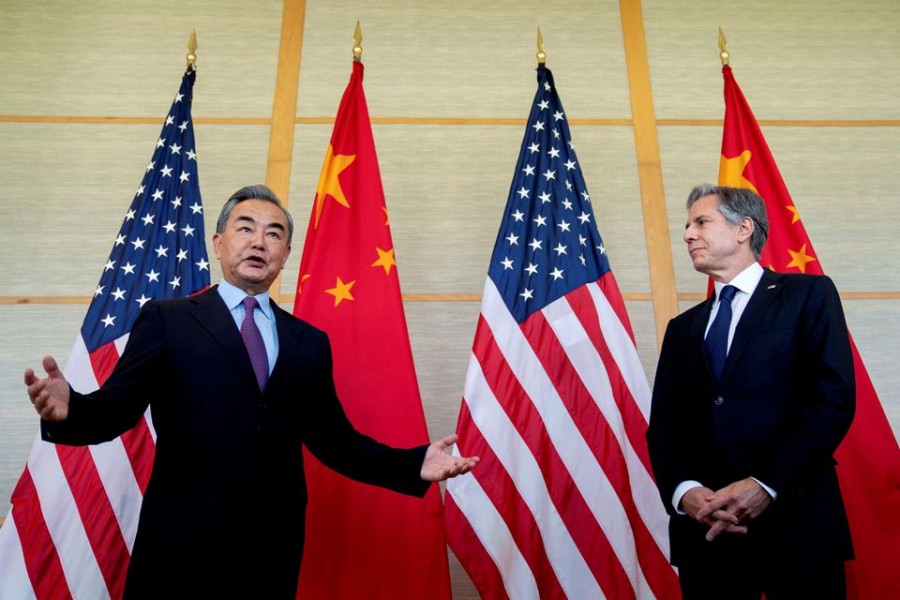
[43,286,429,598]
[647,269,855,566]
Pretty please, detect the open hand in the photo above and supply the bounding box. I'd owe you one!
[24,355,71,421]
[420,434,479,482]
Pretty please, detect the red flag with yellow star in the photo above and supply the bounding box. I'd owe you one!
[718,63,900,598]
[292,60,451,599]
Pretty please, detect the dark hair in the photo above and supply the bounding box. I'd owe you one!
[215,184,294,245]
[687,184,769,259]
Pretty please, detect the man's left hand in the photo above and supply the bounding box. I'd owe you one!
[420,434,479,481]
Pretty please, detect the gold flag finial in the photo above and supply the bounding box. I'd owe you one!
[536,27,546,65]
[186,29,198,71]
[718,26,730,66]
[353,20,363,61]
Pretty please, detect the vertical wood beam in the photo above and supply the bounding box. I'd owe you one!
[266,0,307,303]
[619,0,679,348]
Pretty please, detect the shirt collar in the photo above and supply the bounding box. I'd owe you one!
[217,280,274,319]
[714,262,764,299]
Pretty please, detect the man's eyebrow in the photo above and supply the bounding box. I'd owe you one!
[234,215,285,231]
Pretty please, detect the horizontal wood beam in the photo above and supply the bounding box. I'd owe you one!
[2,291,897,305]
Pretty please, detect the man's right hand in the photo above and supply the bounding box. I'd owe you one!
[681,486,748,542]
[25,355,71,421]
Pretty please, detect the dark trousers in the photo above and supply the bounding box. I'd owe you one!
[676,532,847,600]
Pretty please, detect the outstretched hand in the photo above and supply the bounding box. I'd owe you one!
[420,434,479,482]
[24,355,71,421]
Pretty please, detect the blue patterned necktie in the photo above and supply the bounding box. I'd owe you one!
[241,296,269,391]
[705,285,737,381]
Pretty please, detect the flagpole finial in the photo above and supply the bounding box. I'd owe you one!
[536,27,546,65]
[186,29,198,71]
[353,20,363,61]
[718,26,729,66]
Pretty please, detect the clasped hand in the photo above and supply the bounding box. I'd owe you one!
[682,478,772,541]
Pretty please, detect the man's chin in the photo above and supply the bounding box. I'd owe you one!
[236,271,275,290]
[239,266,269,279]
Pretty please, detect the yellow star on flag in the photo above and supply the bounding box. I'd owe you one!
[786,205,801,224]
[314,144,356,228]
[371,247,396,275]
[325,276,356,307]
[296,273,312,296]
[786,243,817,273]
[718,150,759,192]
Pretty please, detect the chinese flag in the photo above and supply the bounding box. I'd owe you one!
[293,60,452,599]
[718,63,900,598]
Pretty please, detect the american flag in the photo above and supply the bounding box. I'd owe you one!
[0,68,210,600]
[444,65,680,599]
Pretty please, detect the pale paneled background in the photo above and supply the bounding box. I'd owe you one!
[1,0,897,597]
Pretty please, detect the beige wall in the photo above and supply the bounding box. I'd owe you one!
[1,0,897,597]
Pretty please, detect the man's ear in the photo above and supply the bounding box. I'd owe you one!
[737,216,755,244]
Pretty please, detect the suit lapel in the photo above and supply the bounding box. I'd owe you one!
[189,286,260,389]
[267,299,307,390]
[719,269,784,384]
[692,296,716,378]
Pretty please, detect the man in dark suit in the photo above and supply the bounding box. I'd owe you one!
[646,184,855,599]
[25,184,478,599]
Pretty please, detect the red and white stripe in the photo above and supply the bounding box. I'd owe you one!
[446,276,680,599]
[0,333,154,600]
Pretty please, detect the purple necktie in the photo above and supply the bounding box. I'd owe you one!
[241,296,269,391]
[705,284,737,381]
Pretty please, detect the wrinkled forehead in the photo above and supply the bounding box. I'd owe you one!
[229,198,289,229]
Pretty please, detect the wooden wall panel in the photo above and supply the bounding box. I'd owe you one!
[0,0,282,118]
[644,0,900,121]
[296,0,632,120]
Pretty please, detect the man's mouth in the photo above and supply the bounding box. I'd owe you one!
[244,256,266,267]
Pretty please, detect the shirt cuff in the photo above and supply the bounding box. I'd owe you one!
[751,477,777,500]
[672,480,703,514]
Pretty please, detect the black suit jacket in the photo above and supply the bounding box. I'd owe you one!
[43,286,430,598]
[646,269,855,567]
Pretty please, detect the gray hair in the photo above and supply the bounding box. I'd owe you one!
[687,184,769,259]
[215,184,294,245]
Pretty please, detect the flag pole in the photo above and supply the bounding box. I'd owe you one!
[536,27,546,65]
[187,29,198,72]
[353,20,363,62]
[718,26,729,66]
[711,25,729,301]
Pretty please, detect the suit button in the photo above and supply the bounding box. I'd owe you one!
[714,396,724,405]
